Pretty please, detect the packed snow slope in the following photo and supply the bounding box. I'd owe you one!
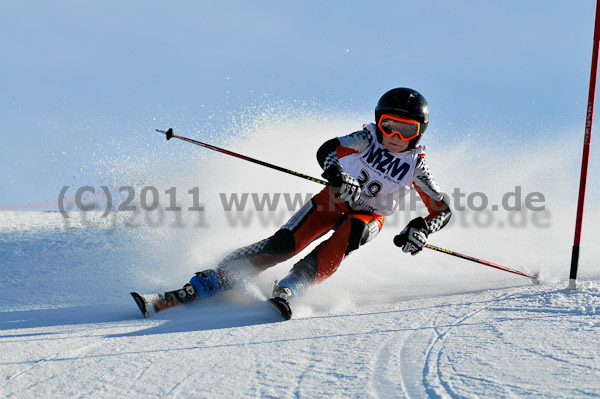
[1,109,599,398]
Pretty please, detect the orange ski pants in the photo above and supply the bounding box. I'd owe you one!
[239,187,384,284]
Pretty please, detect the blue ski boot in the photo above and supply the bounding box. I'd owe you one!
[269,269,310,320]
[189,269,227,300]
[131,269,229,318]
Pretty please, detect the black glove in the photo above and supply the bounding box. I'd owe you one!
[322,166,361,203]
[394,217,430,256]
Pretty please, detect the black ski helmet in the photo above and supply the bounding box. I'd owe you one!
[375,88,429,150]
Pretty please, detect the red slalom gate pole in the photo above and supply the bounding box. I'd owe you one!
[569,0,600,290]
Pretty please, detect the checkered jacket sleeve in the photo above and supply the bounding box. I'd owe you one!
[317,129,372,172]
[412,156,452,234]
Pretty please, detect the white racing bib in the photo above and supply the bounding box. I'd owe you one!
[338,124,423,216]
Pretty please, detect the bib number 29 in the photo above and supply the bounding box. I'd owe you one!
[357,169,383,199]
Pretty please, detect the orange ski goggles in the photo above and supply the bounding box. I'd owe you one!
[378,114,421,141]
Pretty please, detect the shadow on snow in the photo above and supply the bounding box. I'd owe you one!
[0,298,284,337]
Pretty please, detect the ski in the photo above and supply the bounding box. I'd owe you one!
[132,290,293,320]
[269,297,292,320]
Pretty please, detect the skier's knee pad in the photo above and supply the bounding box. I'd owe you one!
[346,218,372,255]
[263,228,296,255]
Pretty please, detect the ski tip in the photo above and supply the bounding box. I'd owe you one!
[269,297,292,320]
[130,292,150,318]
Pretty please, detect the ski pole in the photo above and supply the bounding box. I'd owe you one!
[157,127,537,282]
[424,244,539,284]
[156,128,327,185]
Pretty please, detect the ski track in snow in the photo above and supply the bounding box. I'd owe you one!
[1,279,600,397]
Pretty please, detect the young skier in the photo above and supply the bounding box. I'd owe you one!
[132,88,452,319]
